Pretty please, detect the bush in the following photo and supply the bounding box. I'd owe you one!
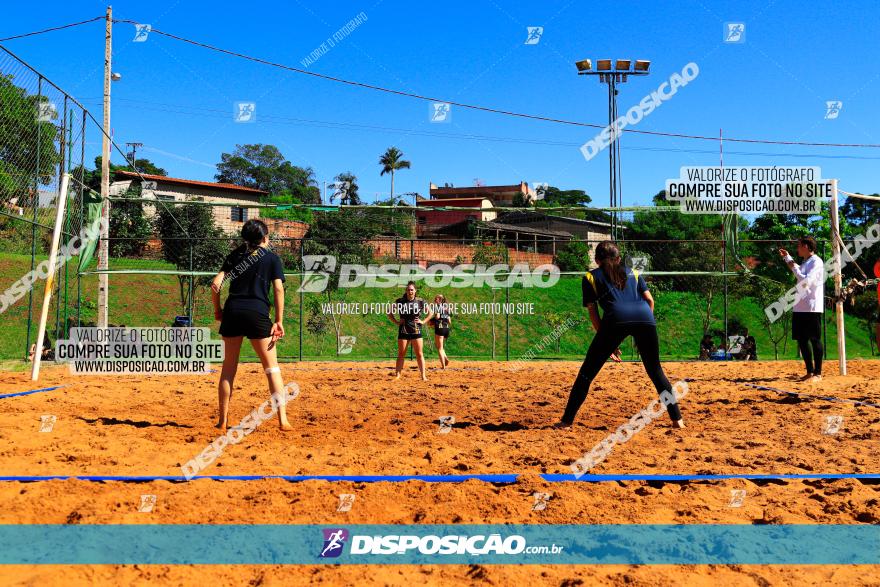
[555,241,592,272]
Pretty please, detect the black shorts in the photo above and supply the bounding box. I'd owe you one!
[792,312,822,340]
[220,308,274,339]
[398,331,422,341]
[434,328,450,339]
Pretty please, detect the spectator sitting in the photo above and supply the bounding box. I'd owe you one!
[28,334,55,362]
[740,328,757,361]
[700,334,716,360]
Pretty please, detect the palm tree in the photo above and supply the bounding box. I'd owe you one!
[379,147,411,202]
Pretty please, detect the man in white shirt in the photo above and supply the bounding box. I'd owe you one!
[779,236,824,382]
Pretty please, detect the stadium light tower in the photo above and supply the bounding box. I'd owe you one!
[576,58,650,240]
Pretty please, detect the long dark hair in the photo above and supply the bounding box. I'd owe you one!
[595,241,627,290]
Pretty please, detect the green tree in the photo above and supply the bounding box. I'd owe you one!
[108,183,153,258]
[535,186,609,222]
[472,241,509,266]
[70,157,166,258]
[261,189,315,224]
[216,144,319,202]
[305,297,330,354]
[0,74,61,207]
[72,155,167,193]
[155,200,230,313]
[555,241,592,272]
[303,210,380,353]
[371,197,413,237]
[840,192,880,229]
[379,146,411,202]
[538,186,592,207]
[333,172,361,205]
[627,190,723,242]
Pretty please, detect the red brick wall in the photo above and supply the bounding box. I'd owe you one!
[267,220,310,240]
[134,234,554,268]
[367,239,554,268]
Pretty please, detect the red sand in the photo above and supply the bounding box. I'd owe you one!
[0,359,878,585]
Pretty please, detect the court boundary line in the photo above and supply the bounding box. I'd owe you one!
[742,382,880,409]
[0,386,64,400]
[0,473,878,483]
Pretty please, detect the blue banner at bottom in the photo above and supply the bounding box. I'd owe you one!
[0,525,877,565]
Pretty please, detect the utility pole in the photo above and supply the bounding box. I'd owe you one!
[125,141,143,171]
[97,5,112,328]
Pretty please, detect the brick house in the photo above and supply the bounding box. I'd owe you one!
[110,170,267,234]
[416,197,496,236]
[428,182,537,206]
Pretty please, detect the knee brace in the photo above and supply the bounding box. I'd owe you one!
[264,367,280,374]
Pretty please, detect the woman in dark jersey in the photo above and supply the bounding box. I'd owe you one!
[558,241,685,429]
[210,219,291,431]
[387,281,433,380]
[431,294,452,369]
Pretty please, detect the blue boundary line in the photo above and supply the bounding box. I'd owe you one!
[742,382,880,409]
[0,474,519,483]
[0,385,64,400]
[0,473,878,483]
[544,473,880,482]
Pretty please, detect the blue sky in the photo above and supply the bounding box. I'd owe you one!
[2,0,879,206]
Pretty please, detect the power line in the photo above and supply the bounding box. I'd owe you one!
[110,17,880,149]
[0,16,104,42]
[6,17,880,150]
[82,96,880,161]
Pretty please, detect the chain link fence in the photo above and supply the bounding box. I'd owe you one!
[0,46,91,361]
[1,46,876,364]
[61,230,879,363]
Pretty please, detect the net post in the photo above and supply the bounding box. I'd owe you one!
[31,173,71,381]
[830,178,846,375]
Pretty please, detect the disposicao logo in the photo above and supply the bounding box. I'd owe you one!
[319,528,349,558]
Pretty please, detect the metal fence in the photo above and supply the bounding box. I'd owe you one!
[0,45,91,362]
[1,45,876,364]
[39,232,876,363]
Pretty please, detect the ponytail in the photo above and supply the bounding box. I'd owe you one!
[595,241,627,290]
[241,219,269,252]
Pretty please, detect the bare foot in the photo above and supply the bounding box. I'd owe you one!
[673,419,686,429]
[394,372,401,380]
[799,373,813,382]
[279,422,293,431]
[553,421,572,430]
[215,421,227,431]
[810,375,823,384]
[421,375,428,382]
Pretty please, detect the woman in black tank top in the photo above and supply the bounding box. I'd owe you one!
[431,294,452,369]
[387,281,433,380]
[210,220,292,432]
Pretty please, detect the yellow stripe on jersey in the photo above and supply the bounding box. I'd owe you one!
[584,271,597,295]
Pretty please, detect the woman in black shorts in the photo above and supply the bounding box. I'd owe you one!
[211,219,292,431]
[557,241,685,429]
[431,294,451,369]
[387,281,433,380]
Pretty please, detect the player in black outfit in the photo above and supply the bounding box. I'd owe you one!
[431,294,452,369]
[211,219,291,431]
[557,241,685,429]
[387,281,433,380]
